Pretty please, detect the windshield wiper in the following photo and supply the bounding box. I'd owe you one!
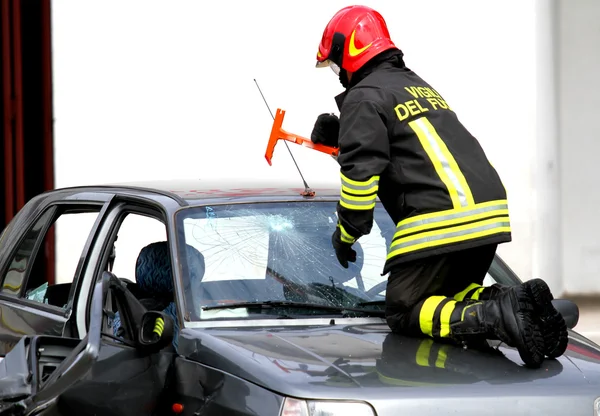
[202,300,384,317]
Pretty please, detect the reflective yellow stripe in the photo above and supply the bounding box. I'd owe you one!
[339,173,379,210]
[416,338,433,366]
[394,200,508,239]
[470,287,485,300]
[340,173,379,187]
[337,223,356,244]
[435,346,448,368]
[419,296,445,337]
[439,300,456,337]
[340,193,377,203]
[398,200,508,227]
[341,172,379,195]
[409,117,474,208]
[394,208,508,239]
[388,217,511,260]
[416,339,449,368]
[454,283,483,301]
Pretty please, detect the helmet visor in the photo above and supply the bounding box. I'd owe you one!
[315,59,340,76]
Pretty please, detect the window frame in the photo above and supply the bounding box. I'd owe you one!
[80,198,169,339]
[0,201,108,316]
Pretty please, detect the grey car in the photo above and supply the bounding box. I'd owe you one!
[0,179,598,416]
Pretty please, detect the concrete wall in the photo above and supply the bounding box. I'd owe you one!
[557,0,600,295]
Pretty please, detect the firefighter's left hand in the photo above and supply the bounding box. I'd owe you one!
[331,228,356,268]
[311,113,340,148]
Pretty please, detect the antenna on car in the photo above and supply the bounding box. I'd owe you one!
[254,79,315,197]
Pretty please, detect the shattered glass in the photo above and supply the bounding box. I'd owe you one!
[175,201,397,321]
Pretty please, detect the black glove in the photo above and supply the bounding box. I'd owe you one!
[331,228,356,268]
[311,113,340,147]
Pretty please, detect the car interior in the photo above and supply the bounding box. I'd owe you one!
[100,237,209,351]
[101,241,173,346]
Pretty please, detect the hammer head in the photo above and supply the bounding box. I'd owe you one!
[264,108,286,166]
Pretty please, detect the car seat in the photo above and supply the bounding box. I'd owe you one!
[112,241,205,351]
[135,241,175,311]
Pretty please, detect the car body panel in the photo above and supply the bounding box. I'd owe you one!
[178,323,600,395]
[171,356,285,416]
[179,323,600,414]
[0,302,66,357]
[55,343,175,416]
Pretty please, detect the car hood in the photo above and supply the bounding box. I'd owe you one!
[178,322,600,409]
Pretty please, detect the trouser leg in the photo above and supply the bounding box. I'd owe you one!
[385,252,490,342]
[384,253,450,337]
[444,244,499,302]
[384,247,545,368]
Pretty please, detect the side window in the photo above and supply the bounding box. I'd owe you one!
[2,209,55,297]
[111,213,167,281]
[1,205,102,309]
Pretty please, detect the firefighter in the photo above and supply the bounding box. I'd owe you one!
[310,5,568,368]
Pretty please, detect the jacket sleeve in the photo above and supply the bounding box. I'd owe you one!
[336,97,390,244]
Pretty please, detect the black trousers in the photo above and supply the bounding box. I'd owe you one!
[385,243,498,336]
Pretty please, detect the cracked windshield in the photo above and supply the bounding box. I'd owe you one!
[176,201,497,321]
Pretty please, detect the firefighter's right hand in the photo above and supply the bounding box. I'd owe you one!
[311,113,340,148]
[331,228,356,268]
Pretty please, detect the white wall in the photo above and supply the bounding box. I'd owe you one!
[558,0,600,295]
[532,0,561,295]
[51,1,541,284]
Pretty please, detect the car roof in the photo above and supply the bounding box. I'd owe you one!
[51,178,343,207]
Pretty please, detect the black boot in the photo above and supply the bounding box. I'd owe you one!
[450,285,545,368]
[521,279,568,359]
[477,280,568,359]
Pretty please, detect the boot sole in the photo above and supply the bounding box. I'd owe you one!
[523,278,569,359]
[510,285,546,368]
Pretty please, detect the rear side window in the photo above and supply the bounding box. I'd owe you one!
[1,205,102,309]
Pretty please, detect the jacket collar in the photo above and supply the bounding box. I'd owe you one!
[335,91,348,111]
[334,48,405,110]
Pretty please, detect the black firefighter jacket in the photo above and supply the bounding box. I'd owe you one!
[333,51,511,274]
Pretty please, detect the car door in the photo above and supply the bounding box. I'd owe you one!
[0,192,113,358]
[0,268,106,416]
[48,197,179,416]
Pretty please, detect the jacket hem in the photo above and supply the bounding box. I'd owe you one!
[382,233,511,275]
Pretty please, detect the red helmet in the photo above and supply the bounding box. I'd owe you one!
[316,5,396,74]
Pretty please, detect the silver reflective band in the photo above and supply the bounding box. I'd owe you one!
[340,194,376,207]
[412,117,470,207]
[341,177,379,193]
[389,220,511,252]
[395,202,508,234]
